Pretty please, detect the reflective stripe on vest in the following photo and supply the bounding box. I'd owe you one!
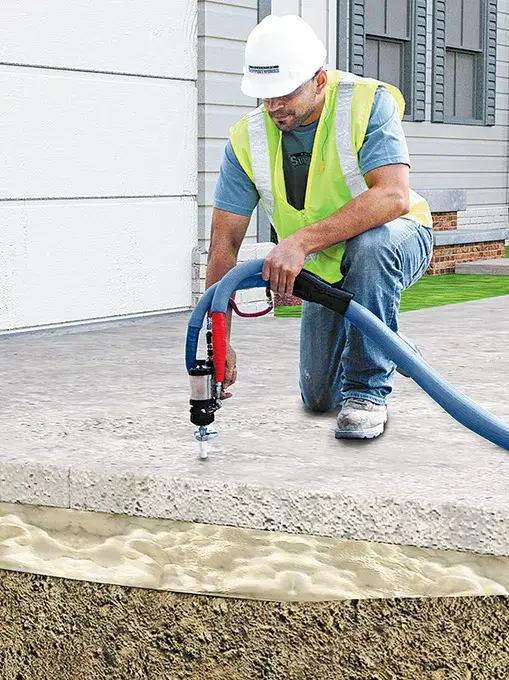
[247,107,275,222]
[335,76,368,199]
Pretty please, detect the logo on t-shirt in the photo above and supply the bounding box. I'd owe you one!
[289,152,312,168]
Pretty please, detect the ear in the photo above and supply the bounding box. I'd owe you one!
[315,69,328,95]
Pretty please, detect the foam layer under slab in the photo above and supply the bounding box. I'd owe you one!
[2,501,509,602]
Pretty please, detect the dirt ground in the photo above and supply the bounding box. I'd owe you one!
[1,568,509,680]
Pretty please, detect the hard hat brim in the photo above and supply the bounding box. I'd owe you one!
[241,75,311,100]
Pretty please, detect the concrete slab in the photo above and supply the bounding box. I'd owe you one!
[0,460,69,507]
[1,296,509,556]
[456,258,509,275]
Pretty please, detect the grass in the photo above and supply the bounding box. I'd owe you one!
[274,245,509,317]
[400,244,509,312]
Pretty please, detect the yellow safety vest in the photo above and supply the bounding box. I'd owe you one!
[229,70,432,284]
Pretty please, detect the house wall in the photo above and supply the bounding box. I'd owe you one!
[0,0,197,332]
[198,0,259,247]
[404,0,509,231]
[272,0,509,231]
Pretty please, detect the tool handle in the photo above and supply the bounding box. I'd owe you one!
[293,270,354,315]
[210,260,355,315]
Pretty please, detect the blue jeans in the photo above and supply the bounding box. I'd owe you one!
[299,218,434,411]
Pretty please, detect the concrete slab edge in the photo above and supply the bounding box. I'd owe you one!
[456,261,509,275]
[67,468,509,557]
[3,458,508,558]
[0,460,70,508]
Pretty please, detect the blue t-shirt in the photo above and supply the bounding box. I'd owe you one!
[213,86,411,216]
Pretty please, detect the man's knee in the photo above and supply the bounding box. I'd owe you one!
[300,389,335,413]
[347,223,395,257]
[342,222,403,276]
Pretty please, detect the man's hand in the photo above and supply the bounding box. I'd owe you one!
[221,344,237,400]
[261,236,307,295]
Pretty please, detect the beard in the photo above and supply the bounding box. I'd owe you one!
[269,104,316,132]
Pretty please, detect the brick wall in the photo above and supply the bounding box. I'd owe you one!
[432,212,458,231]
[457,206,509,231]
[426,241,505,275]
[426,208,507,275]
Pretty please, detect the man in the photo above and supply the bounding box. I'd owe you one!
[205,14,433,440]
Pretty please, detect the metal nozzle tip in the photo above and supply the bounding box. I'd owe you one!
[199,440,209,460]
[194,425,218,460]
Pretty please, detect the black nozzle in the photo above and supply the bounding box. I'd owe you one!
[293,270,354,315]
[190,400,216,427]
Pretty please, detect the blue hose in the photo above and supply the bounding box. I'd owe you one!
[185,272,267,372]
[211,260,268,313]
[187,259,509,450]
[344,300,509,450]
[185,283,217,373]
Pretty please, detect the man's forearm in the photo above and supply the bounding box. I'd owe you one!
[293,184,409,256]
[205,246,238,341]
[205,245,238,290]
[204,208,251,342]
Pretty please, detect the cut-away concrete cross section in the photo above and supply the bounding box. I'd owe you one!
[0,295,509,557]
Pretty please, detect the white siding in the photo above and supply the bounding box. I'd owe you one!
[0,0,196,79]
[198,0,259,245]
[0,68,196,199]
[404,0,509,219]
[0,0,197,331]
[0,199,196,329]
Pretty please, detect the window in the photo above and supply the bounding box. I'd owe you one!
[432,0,497,125]
[349,0,427,121]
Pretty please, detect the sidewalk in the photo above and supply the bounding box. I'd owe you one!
[1,295,509,556]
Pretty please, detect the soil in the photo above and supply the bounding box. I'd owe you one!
[1,568,509,680]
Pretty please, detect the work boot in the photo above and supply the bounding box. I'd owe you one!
[335,397,388,439]
[395,331,423,378]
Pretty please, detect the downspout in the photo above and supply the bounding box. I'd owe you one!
[256,0,273,244]
[337,0,349,70]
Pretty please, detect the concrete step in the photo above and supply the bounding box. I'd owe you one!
[434,227,509,246]
[455,258,509,275]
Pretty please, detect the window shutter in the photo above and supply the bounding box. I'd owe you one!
[485,0,498,126]
[351,0,429,121]
[431,0,446,122]
[413,0,427,121]
[349,0,365,76]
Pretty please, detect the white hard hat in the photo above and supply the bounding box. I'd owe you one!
[241,15,327,99]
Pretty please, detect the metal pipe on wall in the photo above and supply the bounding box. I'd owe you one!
[337,0,349,70]
[256,0,273,244]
